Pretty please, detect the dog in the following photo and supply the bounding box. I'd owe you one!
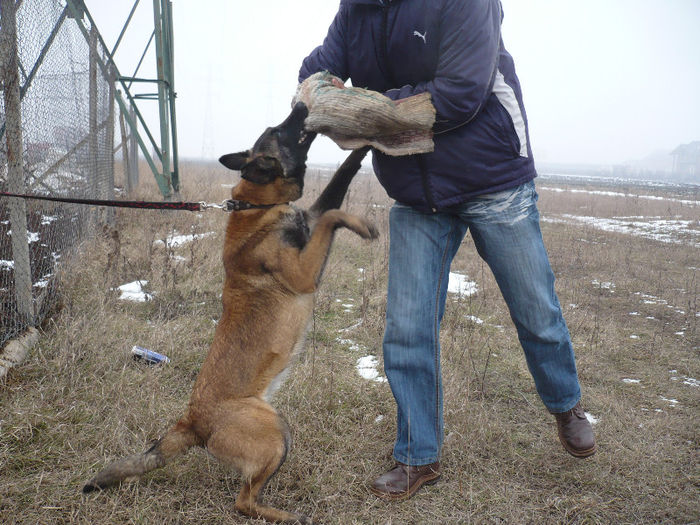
[83,102,377,524]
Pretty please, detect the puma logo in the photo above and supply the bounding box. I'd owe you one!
[413,30,427,44]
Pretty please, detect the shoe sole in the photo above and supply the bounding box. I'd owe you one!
[370,473,441,501]
[560,436,597,458]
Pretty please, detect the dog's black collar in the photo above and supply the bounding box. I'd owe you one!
[224,199,284,212]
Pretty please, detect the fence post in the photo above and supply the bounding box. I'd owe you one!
[104,63,116,224]
[88,25,98,230]
[1,0,34,326]
[128,106,139,191]
[118,99,132,194]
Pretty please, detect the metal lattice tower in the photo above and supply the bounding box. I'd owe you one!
[0,0,180,352]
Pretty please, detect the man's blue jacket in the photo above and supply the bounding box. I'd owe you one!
[299,0,537,213]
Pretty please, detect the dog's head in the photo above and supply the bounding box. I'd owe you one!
[219,102,316,190]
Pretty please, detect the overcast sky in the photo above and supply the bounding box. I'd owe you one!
[89,0,700,168]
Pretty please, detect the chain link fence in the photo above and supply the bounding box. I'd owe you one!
[1,0,118,348]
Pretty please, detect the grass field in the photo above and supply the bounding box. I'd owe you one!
[1,161,698,524]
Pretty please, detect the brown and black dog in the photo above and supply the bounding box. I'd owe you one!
[83,103,377,523]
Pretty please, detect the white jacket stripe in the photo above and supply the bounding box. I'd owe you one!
[493,69,528,157]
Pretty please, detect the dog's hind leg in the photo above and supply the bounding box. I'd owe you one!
[206,397,310,524]
[308,146,370,216]
[83,420,199,493]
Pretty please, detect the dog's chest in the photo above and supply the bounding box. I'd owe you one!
[279,208,310,249]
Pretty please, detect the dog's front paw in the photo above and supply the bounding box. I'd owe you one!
[354,218,379,240]
[365,221,380,240]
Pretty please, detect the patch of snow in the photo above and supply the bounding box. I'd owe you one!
[337,338,363,352]
[374,415,384,423]
[660,396,679,407]
[33,274,52,288]
[0,260,14,269]
[448,272,478,296]
[585,412,599,425]
[356,355,387,383]
[592,279,615,291]
[682,377,699,388]
[153,231,215,248]
[339,320,362,333]
[541,212,700,247]
[114,280,153,302]
[6,230,40,243]
[538,186,699,207]
[465,315,484,324]
[622,378,641,384]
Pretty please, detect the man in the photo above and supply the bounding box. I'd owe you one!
[299,0,596,500]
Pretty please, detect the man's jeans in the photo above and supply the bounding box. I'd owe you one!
[382,181,581,466]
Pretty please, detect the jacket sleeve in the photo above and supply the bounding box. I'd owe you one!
[385,0,502,134]
[298,5,349,83]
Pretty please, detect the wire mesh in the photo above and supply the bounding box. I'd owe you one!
[1,0,117,347]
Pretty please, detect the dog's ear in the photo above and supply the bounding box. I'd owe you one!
[219,151,250,171]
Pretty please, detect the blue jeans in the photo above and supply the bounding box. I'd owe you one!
[382,181,581,466]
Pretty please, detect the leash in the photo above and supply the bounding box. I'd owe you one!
[0,191,278,213]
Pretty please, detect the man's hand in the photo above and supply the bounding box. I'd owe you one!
[329,77,346,89]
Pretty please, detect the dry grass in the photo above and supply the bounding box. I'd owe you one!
[1,162,698,524]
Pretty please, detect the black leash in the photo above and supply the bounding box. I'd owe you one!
[0,191,279,212]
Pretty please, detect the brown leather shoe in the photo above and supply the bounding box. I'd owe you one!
[553,402,597,458]
[370,462,440,500]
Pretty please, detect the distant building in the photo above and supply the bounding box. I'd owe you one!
[670,141,700,178]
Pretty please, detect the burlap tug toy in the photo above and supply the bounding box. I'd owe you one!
[293,71,436,156]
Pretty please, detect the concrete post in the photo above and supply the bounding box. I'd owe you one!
[104,63,116,224]
[1,0,34,326]
[88,26,98,230]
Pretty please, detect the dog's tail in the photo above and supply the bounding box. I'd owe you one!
[82,421,198,493]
